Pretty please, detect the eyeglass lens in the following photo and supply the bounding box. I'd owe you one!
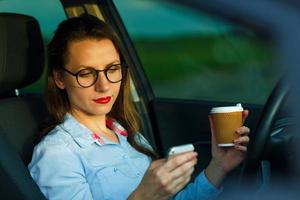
[76,64,123,87]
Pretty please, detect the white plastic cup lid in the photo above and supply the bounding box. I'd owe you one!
[210,103,243,114]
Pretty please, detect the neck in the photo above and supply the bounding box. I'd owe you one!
[70,109,108,135]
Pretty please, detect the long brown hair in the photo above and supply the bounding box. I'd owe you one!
[45,15,156,159]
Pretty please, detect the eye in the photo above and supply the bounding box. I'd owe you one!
[107,65,121,74]
[78,69,95,78]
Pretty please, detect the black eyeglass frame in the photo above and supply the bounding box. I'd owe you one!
[61,64,127,88]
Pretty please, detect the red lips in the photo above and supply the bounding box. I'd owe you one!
[94,96,111,104]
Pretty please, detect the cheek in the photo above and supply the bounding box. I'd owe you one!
[111,83,121,104]
[65,87,89,105]
[64,76,79,88]
[114,82,121,96]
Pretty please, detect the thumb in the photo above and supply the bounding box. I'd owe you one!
[149,159,166,170]
[242,109,249,124]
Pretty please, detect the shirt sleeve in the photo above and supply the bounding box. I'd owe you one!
[28,142,94,200]
[172,170,223,200]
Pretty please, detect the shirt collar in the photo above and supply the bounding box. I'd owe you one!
[60,113,128,148]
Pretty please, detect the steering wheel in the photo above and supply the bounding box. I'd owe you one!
[239,77,289,188]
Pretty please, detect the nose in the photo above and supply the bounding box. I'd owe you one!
[95,72,109,92]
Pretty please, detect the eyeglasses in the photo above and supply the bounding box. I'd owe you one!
[62,64,126,88]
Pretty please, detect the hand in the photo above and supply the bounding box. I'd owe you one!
[128,152,198,200]
[206,110,250,188]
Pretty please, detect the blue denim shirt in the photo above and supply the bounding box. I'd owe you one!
[28,114,221,200]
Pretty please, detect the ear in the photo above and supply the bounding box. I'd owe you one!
[53,71,65,89]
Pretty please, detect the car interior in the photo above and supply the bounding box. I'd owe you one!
[0,1,300,200]
[0,13,48,199]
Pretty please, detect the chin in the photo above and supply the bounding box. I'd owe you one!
[90,107,112,116]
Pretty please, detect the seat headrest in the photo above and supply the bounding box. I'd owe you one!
[0,13,44,93]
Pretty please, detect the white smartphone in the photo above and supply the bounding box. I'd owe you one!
[167,143,195,157]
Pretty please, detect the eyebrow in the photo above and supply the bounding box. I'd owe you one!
[77,60,121,70]
[105,60,121,67]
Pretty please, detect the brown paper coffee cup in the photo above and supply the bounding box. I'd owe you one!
[210,104,243,147]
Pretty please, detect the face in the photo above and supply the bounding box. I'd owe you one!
[54,38,121,118]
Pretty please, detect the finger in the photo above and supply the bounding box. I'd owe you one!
[234,144,247,152]
[149,159,166,170]
[157,165,195,197]
[169,158,197,179]
[236,126,250,136]
[174,175,192,194]
[171,166,194,187]
[234,136,250,145]
[242,110,249,124]
[164,152,197,172]
[168,167,194,193]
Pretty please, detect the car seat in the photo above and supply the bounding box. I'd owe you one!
[0,13,47,199]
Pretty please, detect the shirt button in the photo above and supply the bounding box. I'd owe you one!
[113,168,118,172]
[136,172,140,176]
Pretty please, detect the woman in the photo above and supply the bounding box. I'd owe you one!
[28,15,250,200]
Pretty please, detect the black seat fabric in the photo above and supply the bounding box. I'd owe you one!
[0,13,47,200]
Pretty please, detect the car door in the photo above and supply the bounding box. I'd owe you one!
[108,0,280,162]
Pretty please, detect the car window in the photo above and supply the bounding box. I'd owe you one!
[113,0,280,105]
[0,0,66,94]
